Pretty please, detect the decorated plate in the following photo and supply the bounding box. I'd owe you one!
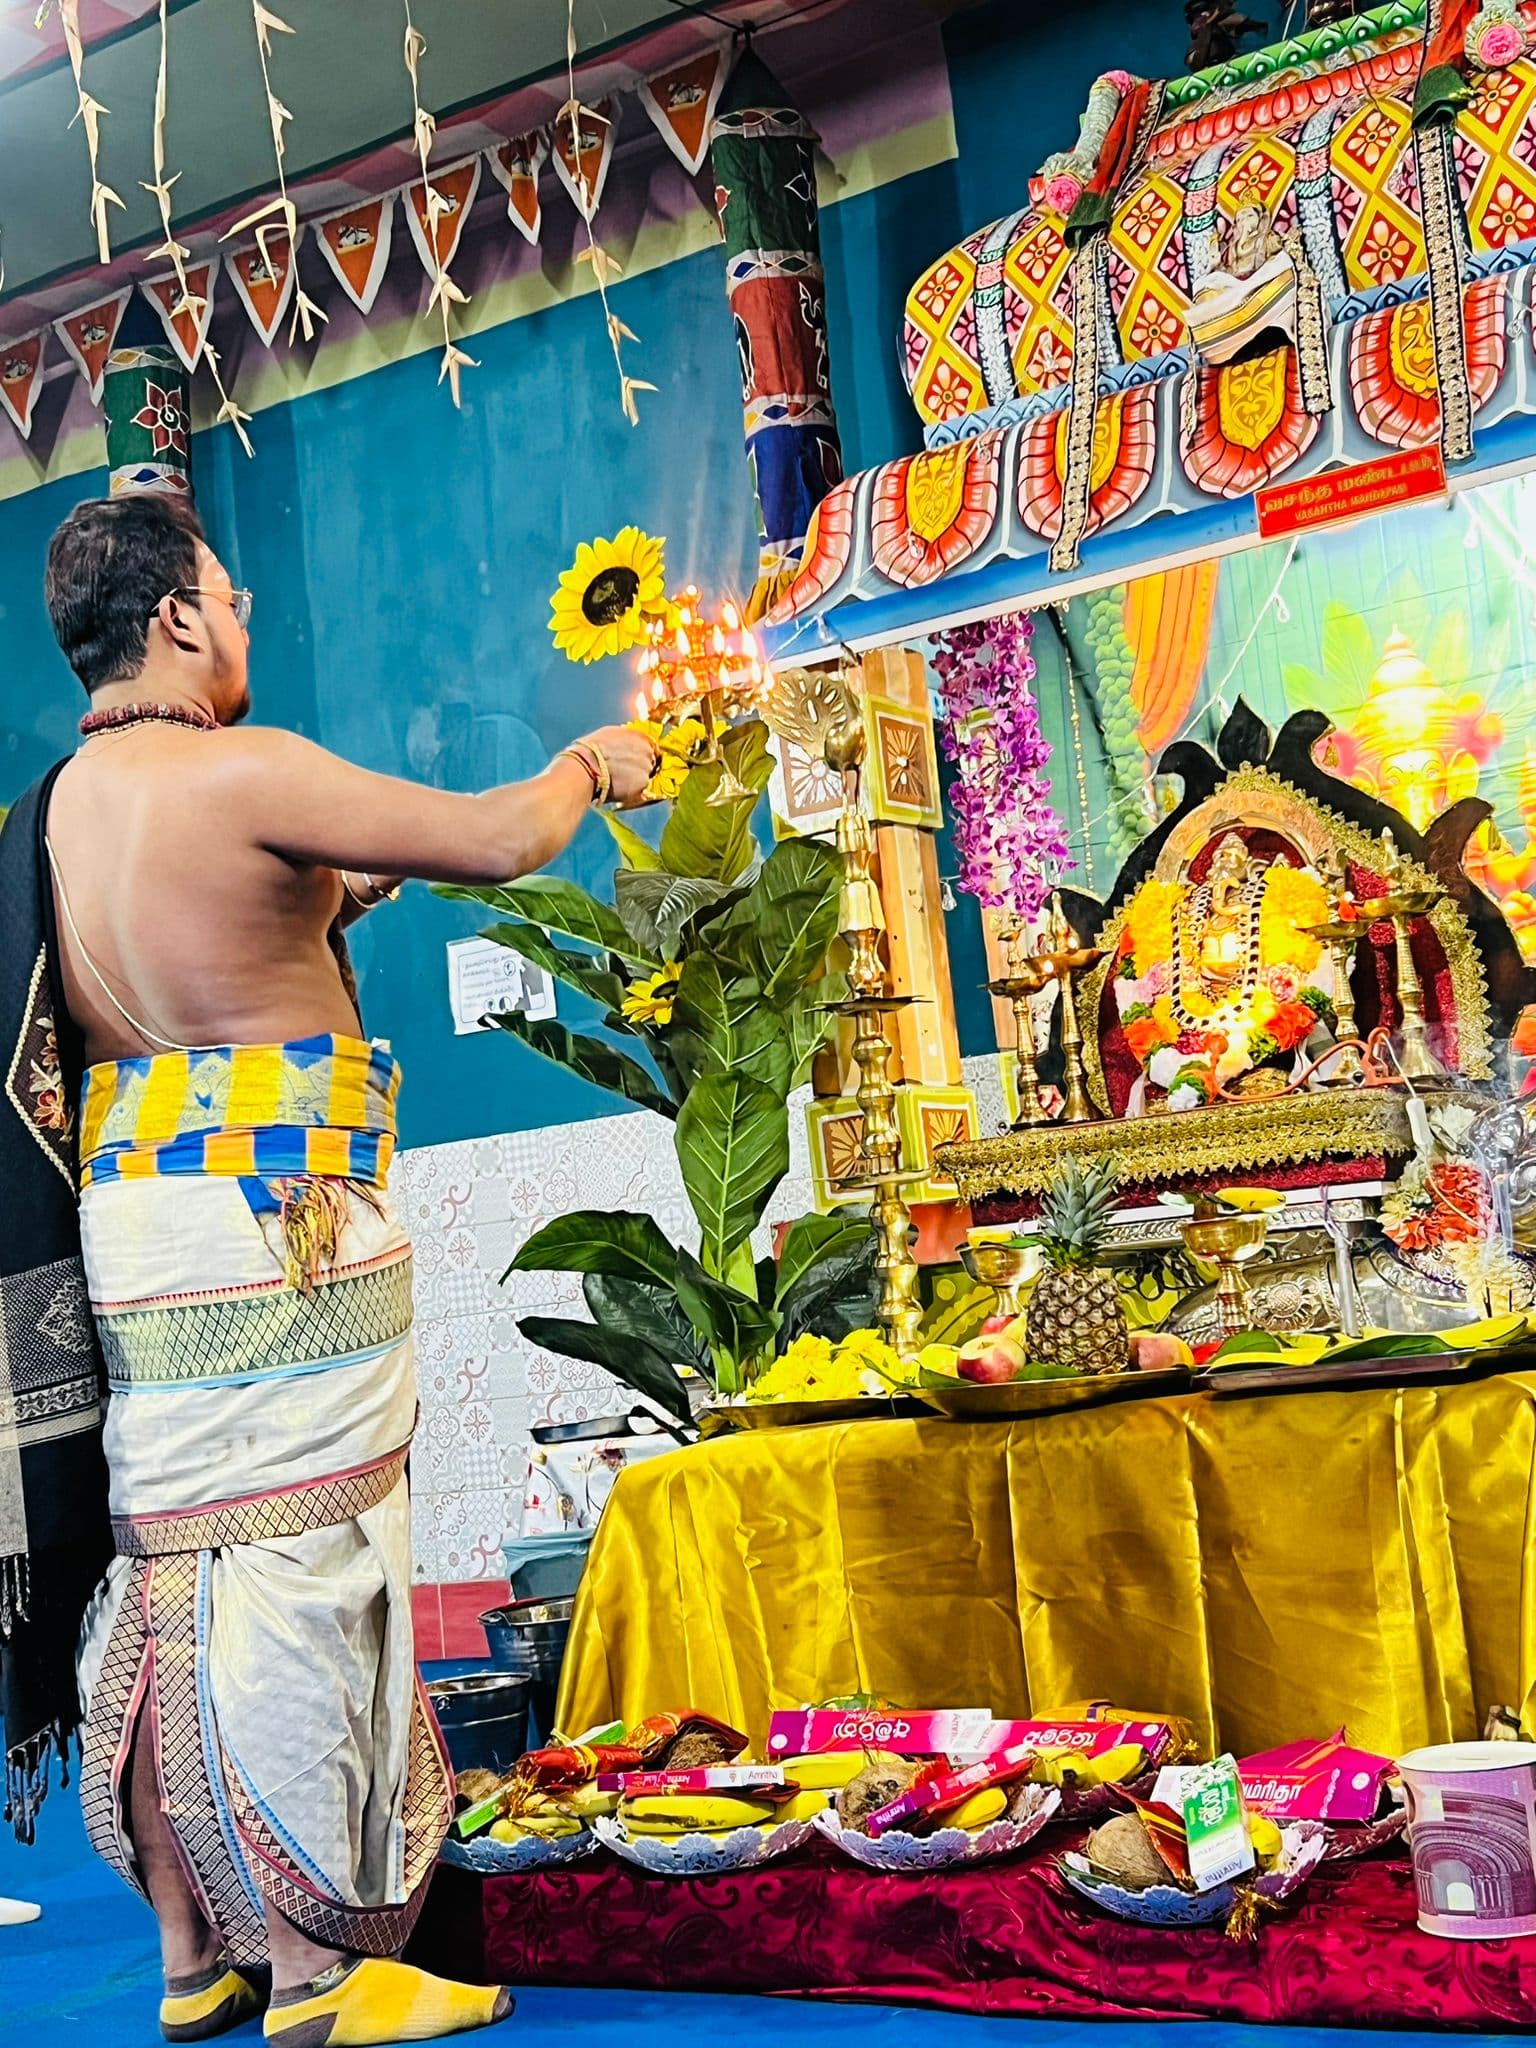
[812,1786,1061,1871]
[699,1397,920,1436]
[916,1368,1189,1422]
[439,1828,597,1875]
[1058,1821,1328,1927]
[593,1814,816,1875]
[1321,1805,1408,1861]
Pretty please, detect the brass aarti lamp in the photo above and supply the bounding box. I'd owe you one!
[1304,852,1367,1087]
[1354,829,1448,1086]
[1037,894,1105,1125]
[986,924,1052,1129]
[763,666,925,1362]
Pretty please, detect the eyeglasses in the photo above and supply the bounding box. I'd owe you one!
[150,585,254,631]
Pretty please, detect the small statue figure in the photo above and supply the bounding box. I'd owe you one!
[1185,0,1267,69]
[1225,203,1282,284]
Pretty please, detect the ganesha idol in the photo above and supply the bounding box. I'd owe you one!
[1114,834,1338,1112]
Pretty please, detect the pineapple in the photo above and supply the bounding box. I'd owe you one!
[1025,1157,1127,1376]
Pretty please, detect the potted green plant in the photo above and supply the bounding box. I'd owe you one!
[436,719,874,1416]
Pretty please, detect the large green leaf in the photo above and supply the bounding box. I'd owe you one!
[788,973,842,1085]
[598,809,666,872]
[773,1212,875,1306]
[673,1245,780,1363]
[778,1239,879,1347]
[486,1014,678,1119]
[659,722,772,883]
[671,957,792,1097]
[516,1315,693,1426]
[614,871,741,958]
[701,838,843,1002]
[675,1073,790,1269]
[477,920,626,1012]
[438,877,654,965]
[507,1210,679,1289]
[583,1273,707,1375]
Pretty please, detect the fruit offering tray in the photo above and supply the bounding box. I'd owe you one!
[915,1368,1190,1422]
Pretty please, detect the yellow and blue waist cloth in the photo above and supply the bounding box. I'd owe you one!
[80,1035,399,1205]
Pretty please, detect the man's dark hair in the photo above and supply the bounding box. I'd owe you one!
[44,494,206,694]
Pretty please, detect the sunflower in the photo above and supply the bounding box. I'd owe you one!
[620,962,682,1028]
[628,716,707,801]
[549,527,666,664]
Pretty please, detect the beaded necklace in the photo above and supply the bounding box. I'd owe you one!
[78,701,217,739]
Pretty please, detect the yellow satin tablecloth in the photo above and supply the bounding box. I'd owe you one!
[557,1372,1536,1758]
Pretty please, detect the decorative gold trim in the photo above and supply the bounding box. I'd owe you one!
[1079,765,1492,1113]
[936,1088,1416,1203]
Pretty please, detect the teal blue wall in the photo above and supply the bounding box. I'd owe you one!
[0,1,1197,1145]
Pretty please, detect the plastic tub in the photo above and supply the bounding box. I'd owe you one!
[424,1672,531,1779]
[1400,1741,1536,1939]
[501,1530,592,1604]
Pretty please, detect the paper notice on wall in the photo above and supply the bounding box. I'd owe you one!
[446,937,556,1036]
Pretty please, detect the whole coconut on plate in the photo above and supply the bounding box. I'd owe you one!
[836,1755,924,1834]
[1086,1810,1169,1890]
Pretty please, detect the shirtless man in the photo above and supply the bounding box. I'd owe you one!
[32,492,654,2045]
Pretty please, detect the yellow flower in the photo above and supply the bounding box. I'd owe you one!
[620,962,682,1028]
[628,716,708,802]
[549,527,666,664]
[1258,865,1329,974]
[837,1328,903,1383]
[750,1334,867,1404]
[1122,879,1180,972]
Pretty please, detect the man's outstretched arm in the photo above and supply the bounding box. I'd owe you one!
[215,725,657,885]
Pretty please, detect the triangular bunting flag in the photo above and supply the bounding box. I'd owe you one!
[313,195,395,317]
[54,289,129,405]
[140,260,220,374]
[0,333,46,438]
[487,130,549,246]
[404,157,481,282]
[552,96,618,220]
[637,51,727,175]
[227,230,298,349]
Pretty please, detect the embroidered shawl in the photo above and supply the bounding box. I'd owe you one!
[0,766,112,1839]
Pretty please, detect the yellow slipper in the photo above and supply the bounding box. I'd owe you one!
[263,1959,514,2047]
[161,1957,267,2042]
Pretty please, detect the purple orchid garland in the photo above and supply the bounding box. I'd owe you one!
[931,612,1073,927]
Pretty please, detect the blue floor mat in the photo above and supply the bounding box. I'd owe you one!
[0,1781,1527,2045]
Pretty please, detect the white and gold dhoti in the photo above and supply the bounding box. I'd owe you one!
[74,1036,450,1965]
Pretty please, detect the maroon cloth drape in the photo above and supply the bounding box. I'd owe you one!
[410,1837,1536,2028]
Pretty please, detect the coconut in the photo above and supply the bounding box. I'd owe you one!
[836,1755,924,1834]
[454,1768,505,1809]
[1086,1811,1169,1890]
[659,1729,739,1771]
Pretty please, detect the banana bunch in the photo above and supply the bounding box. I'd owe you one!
[1029,1742,1147,1790]
[488,1809,583,1845]
[620,1789,827,1839]
[777,1752,869,1793]
[1247,1808,1283,1871]
[932,1788,1007,1833]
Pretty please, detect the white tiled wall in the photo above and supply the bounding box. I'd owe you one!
[401,1056,1011,1583]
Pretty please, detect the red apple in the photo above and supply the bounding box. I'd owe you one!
[979,1313,1015,1337]
[957,1335,1027,1384]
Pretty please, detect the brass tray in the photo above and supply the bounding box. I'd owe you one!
[698,1397,923,1437]
[1198,1343,1536,1399]
[914,1368,1191,1422]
